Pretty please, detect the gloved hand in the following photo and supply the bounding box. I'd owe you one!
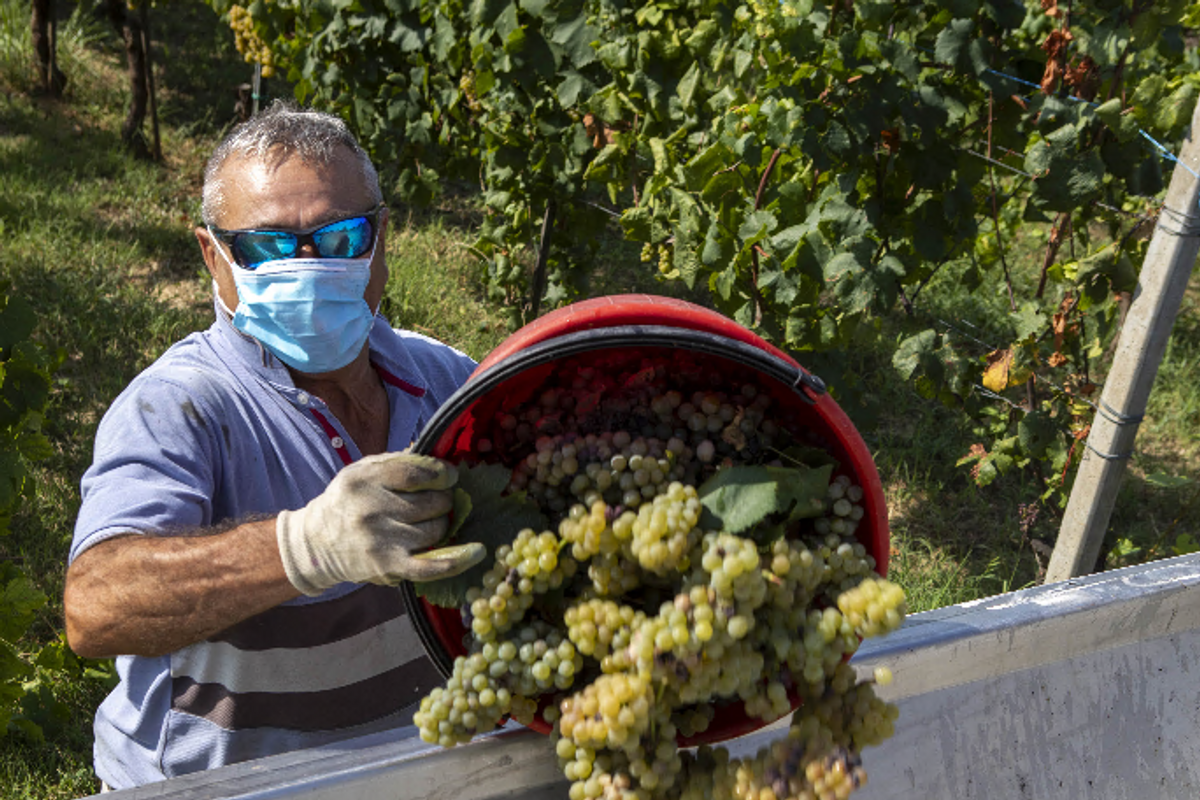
[277,452,485,596]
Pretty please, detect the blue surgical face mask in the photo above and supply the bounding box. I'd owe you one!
[211,231,379,374]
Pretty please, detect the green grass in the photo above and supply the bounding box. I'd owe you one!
[2,0,1199,797]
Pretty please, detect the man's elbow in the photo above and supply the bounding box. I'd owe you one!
[63,570,117,659]
[63,542,148,659]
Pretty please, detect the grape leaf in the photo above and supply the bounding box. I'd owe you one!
[1018,411,1058,458]
[0,291,36,354]
[1013,302,1047,342]
[934,19,973,71]
[698,463,833,536]
[1145,473,1192,490]
[0,639,31,695]
[771,464,834,522]
[699,466,776,535]
[414,463,547,609]
[778,445,840,472]
[0,564,46,642]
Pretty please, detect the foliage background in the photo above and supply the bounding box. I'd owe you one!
[216,0,1200,515]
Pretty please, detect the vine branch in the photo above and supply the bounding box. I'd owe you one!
[987,93,1017,314]
[749,149,783,326]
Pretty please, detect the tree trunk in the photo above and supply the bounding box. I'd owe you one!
[139,1,161,162]
[30,0,67,96]
[105,0,150,158]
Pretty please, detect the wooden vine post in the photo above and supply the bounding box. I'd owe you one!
[529,199,556,320]
[1046,100,1200,583]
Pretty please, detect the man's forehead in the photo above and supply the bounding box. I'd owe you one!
[219,149,352,191]
[213,148,374,227]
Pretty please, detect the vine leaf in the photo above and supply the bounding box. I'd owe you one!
[1014,302,1047,341]
[698,464,832,536]
[933,19,972,70]
[549,15,598,67]
[1145,473,1193,489]
[470,0,508,28]
[982,349,1016,392]
[557,71,586,107]
[1157,83,1198,135]
[677,62,701,111]
[1095,98,1140,143]
[682,143,727,191]
[892,329,938,381]
[1130,74,1168,129]
[1025,129,1105,211]
[701,221,735,271]
[1018,411,1058,458]
[1075,245,1138,298]
[414,463,547,609]
[0,563,46,642]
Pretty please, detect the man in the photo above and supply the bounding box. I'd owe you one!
[64,102,485,790]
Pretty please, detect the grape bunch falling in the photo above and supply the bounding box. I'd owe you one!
[413,350,905,800]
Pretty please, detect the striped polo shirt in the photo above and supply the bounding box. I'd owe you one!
[71,305,475,789]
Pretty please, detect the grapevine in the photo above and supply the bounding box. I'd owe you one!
[412,350,906,800]
[201,0,1200,514]
[0,284,69,741]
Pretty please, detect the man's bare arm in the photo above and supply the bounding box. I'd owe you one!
[65,454,486,659]
[64,518,300,659]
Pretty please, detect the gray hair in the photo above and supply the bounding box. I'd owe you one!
[201,100,383,226]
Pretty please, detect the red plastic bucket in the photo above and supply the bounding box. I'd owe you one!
[404,294,888,745]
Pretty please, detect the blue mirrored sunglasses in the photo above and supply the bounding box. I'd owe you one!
[210,204,383,269]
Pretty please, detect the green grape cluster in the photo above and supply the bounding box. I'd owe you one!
[226,4,275,77]
[565,599,643,659]
[415,352,906,800]
[458,71,482,112]
[636,243,676,276]
[629,482,702,574]
[464,528,579,640]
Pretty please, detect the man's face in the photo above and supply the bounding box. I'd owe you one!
[195,147,389,318]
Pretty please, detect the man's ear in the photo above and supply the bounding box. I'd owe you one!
[195,227,221,281]
[196,227,239,312]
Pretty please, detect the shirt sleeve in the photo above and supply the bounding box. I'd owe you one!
[71,370,224,564]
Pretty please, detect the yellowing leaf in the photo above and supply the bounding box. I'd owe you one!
[982,349,1013,392]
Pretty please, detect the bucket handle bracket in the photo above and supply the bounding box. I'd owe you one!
[793,369,827,403]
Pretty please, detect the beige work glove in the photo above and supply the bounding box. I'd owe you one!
[277,452,485,596]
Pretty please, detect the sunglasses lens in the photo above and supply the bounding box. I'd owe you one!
[235,232,297,269]
[314,216,373,259]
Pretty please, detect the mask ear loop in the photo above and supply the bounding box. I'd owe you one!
[207,227,244,320]
[213,279,236,320]
[362,226,385,318]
